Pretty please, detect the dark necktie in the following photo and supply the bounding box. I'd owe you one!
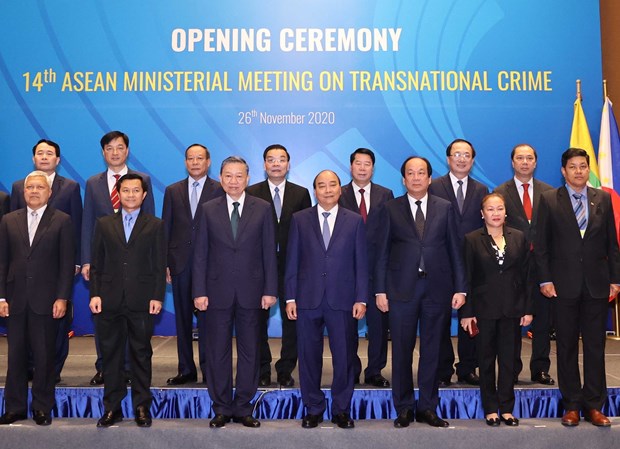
[273,186,282,222]
[231,201,240,239]
[359,188,368,223]
[110,174,121,211]
[415,200,425,271]
[522,183,532,221]
[456,180,464,213]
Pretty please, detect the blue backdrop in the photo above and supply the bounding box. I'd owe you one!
[0,0,604,335]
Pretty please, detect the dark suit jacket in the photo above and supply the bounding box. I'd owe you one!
[285,206,368,311]
[0,192,9,221]
[12,175,83,264]
[192,195,278,309]
[162,177,224,276]
[339,182,394,272]
[89,211,166,312]
[375,194,466,302]
[246,180,312,294]
[428,174,489,239]
[494,178,553,246]
[461,226,532,320]
[0,207,75,315]
[535,186,620,299]
[82,169,155,265]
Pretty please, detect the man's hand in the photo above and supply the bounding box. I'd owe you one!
[460,317,477,333]
[520,314,533,327]
[53,299,67,319]
[150,300,163,315]
[352,303,366,320]
[0,302,9,318]
[540,283,557,298]
[166,267,172,285]
[262,295,277,309]
[194,296,209,311]
[81,264,91,281]
[286,302,297,320]
[452,293,466,309]
[376,293,389,313]
[89,296,102,314]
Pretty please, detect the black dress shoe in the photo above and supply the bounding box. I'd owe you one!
[166,373,198,385]
[331,412,354,429]
[0,412,27,425]
[258,373,271,387]
[394,409,414,428]
[485,416,500,427]
[209,414,231,428]
[97,410,123,427]
[500,415,519,426]
[457,372,480,386]
[364,374,390,387]
[232,415,261,428]
[33,410,52,426]
[302,413,323,428]
[416,410,449,428]
[531,372,555,385]
[135,405,152,427]
[438,378,452,388]
[277,373,295,387]
[90,371,104,385]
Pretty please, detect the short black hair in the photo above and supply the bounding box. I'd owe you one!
[400,156,433,177]
[220,156,249,174]
[263,144,290,161]
[561,147,589,168]
[446,138,476,158]
[510,143,538,161]
[32,139,60,157]
[350,148,375,165]
[116,173,148,194]
[100,130,129,149]
[185,143,210,159]
[312,170,341,189]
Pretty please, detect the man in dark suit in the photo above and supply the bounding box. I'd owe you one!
[193,156,278,428]
[428,138,488,386]
[535,147,620,427]
[11,138,83,383]
[0,191,9,220]
[285,170,367,429]
[89,173,166,428]
[81,130,155,385]
[246,144,311,388]
[0,171,74,426]
[162,143,223,386]
[339,148,394,387]
[494,144,555,385]
[376,156,466,428]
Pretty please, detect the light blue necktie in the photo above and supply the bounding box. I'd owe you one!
[273,186,282,222]
[322,212,331,248]
[190,181,199,218]
[573,193,587,233]
[124,214,134,242]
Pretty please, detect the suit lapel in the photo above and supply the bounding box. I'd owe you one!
[17,210,30,248]
[179,179,192,220]
[236,196,256,240]
[440,176,458,211]
[585,187,600,236]
[216,197,235,243]
[557,187,582,237]
[397,195,417,238]
[49,175,62,204]
[127,213,148,246]
[310,206,326,250]
[98,172,114,215]
[112,213,126,245]
[506,180,528,222]
[342,183,359,213]
[330,208,346,245]
[29,207,53,252]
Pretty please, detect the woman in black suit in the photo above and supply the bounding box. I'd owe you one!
[460,193,533,426]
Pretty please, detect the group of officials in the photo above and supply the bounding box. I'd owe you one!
[0,133,616,430]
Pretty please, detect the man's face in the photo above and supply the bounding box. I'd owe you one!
[220,162,249,200]
[119,179,147,213]
[102,136,129,171]
[185,146,210,180]
[264,149,290,183]
[446,141,474,179]
[350,153,374,186]
[561,156,589,191]
[32,142,60,175]
[24,175,51,210]
[512,146,537,179]
[403,158,431,199]
[314,171,341,210]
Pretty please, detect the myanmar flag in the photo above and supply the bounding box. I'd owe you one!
[571,98,601,187]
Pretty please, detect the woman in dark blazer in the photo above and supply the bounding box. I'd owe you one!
[460,193,533,426]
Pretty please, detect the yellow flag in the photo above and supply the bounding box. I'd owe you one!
[570,98,601,187]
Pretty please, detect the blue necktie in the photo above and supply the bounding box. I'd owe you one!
[322,212,331,248]
[273,186,282,222]
[573,193,587,233]
[190,181,199,218]
[124,214,133,242]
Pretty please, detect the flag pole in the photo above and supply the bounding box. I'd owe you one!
[576,79,582,101]
[603,79,607,100]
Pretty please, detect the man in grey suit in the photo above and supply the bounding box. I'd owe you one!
[494,144,555,385]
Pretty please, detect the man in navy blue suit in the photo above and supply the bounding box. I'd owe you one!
[376,156,466,428]
[11,139,82,383]
[193,156,277,428]
[285,170,368,429]
[162,144,223,386]
[0,192,9,221]
[81,131,155,385]
[428,139,488,387]
[339,148,394,387]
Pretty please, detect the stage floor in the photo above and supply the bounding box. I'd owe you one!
[1,335,620,389]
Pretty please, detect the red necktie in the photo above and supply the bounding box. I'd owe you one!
[110,174,121,211]
[359,188,367,223]
[522,183,532,221]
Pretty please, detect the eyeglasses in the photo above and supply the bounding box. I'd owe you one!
[450,152,472,160]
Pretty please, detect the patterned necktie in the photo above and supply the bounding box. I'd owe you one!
[110,174,121,211]
[522,183,532,221]
[273,186,282,222]
[190,181,199,218]
[124,214,133,242]
[573,193,587,233]
[415,200,425,271]
[322,212,331,248]
[456,180,464,213]
[359,188,368,223]
[29,210,39,246]
[231,201,240,239]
